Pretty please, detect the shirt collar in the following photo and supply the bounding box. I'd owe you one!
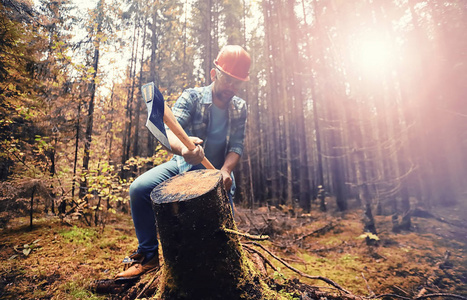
[203,83,237,111]
[201,83,214,105]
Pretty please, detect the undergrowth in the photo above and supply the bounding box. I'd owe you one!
[0,204,465,299]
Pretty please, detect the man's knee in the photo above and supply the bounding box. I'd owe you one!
[129,162,178,202]
[129,178,150,201]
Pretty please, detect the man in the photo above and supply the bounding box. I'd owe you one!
[116,45,251,279]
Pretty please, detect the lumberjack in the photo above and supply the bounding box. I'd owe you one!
[115,45,251,279]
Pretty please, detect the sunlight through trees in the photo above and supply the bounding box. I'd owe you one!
[1,0,466,242]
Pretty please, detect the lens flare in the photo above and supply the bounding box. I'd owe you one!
[352,36,394,76]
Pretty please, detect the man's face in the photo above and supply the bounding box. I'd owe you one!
[212,68,245,105]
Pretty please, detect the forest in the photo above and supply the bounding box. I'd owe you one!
[0,0,466,299]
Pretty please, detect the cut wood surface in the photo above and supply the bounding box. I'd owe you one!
[157,168,220,202]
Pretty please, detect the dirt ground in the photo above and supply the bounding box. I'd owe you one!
[0,198,466,299]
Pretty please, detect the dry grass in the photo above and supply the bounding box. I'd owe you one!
[0,201,466,299]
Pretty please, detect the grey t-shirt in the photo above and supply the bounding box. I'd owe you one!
[204,104,228,169]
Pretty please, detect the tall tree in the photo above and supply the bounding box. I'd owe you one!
[79,0,109,199]
[286,0,311,211]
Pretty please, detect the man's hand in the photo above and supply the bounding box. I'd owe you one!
[220,168,233,191]
[220,152,241,192]
[181,137,204,165]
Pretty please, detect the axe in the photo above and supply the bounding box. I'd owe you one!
[141,82,215,170]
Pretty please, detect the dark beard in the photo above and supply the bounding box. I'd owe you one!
[215,89,234,104]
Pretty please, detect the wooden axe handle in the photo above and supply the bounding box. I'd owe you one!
[163,103,215,170]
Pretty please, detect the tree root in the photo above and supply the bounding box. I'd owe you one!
[223,227,270,240]
[296,222,336,241]
[135,270,160,299]
[242,243,278,272]
[243,241,467,300]
[371,293,467,300]
[243,241,353,295]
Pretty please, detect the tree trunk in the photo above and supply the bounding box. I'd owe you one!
[150,169,262,300]
[71,91,81,203]
[79,0,103,199]
[147,5,159,157]
[310,0,328,211]
[120,22,138,179]
[79,44,98,199]
[132,17,147,159]
[205,0,212,86]
[262,0,281,204]
[126,24,140,168]
[276,0,293,205]
[287,0,311,212]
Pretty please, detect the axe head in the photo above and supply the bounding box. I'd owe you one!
[141,82,171,151]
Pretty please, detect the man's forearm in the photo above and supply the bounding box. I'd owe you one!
[166,130,205,165]
[221,152,241,173]
[166,130,184,155]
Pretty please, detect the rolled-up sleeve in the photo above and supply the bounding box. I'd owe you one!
[165,89,194,134]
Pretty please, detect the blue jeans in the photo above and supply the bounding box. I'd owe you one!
[129,160,233,256]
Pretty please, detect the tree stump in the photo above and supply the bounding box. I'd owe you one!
[150,169,263,300]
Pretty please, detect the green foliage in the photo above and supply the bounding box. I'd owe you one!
[85,162,127,206]
[270,272,300,299]
[0,4,45,181]
[277,289,300,300]
[9,239,42,260]
[123,151,168,172]
[34,135,52,155]
[273,270,286,282]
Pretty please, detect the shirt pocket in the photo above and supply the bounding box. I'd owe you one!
[192,108,208,139]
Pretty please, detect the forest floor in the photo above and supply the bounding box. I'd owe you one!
[0,198,466,299]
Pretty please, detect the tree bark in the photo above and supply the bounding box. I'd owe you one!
[287,0,311,212]
[79,0,103,199]
[150,169,262,300]
[262,0,282,204]
[71,91,80,204]
[276,0,293,205]
[120,22,138,179]
[132,16,147,159]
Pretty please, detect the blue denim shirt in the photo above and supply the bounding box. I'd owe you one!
[166,83,247,174]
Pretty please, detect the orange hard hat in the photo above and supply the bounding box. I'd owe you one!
[214,45,251,81]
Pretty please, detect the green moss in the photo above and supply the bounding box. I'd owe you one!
[340,253,359,262]
[116,234,129,241]
[98,239,117,249]
[59,226,99,247]
[63,281,105,299]
[32,289,49,298]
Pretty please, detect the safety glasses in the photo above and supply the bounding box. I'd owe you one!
[215,68,245,89]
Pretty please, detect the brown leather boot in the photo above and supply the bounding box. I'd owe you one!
[115,253,160,279]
